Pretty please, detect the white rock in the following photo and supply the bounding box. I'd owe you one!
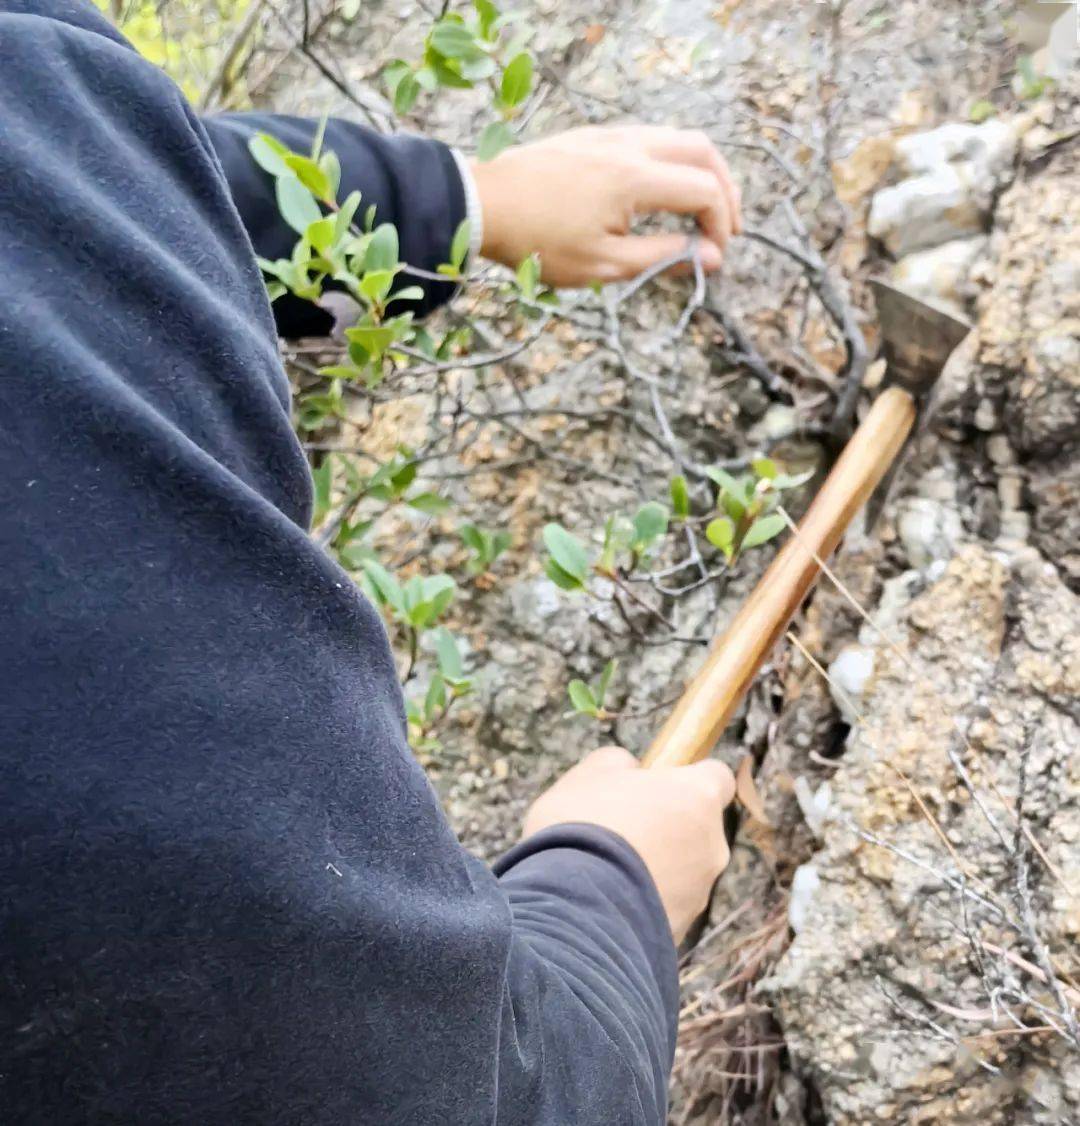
[827,645,875,723]
[896,496,962,568]
[986,434,1014,465]
[794,778,832,841]
[1037,9,1080,80]
[893,119,1018,180]
[891,236,987,312]
[999,510,1031,543]
[868,165,987,257]
[998,472,1024,512]
[788,862,821,934]
[973,398,998,431]
[748,403,799,443]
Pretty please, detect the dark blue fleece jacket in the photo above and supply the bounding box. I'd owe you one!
[0,3,678,1122]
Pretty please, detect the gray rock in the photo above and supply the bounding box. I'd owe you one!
[891,236,987,313]
[748,403,800,444]
[893,119,1018,180]
[763,546,1080,1125]
[787,863,821,934]
[869,165,990,257]
[896,496,963,568]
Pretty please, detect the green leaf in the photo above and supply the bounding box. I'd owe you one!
[543,523,589,583]
[424,671,447,720]
[333,190,362,242]
[276,175,322,236]
[365,224,400,272]
[425,51,474,89]
[335,516,373,548]
[567,679,599,716]
[360,559,406,617]
[459,523,484,553]
[407,491,451,515]
[741,514,786,550]
[320,150,341,201]
[474,0,498,38]
[516,252,541,300]
[387,458,419,494]
[388,285,425,305]
[311,458,333,525]
[284,153,331,200]
[545,558,585,592]
[397,70,422,114]
[346,323,398,362]
[968,99,996,124]
[430,20,482,59]
[706,466,747,501]
[310,113,328,161]
[248,133,292,177]
[419,574,457,626]
[631,502,668,549]
[491,531,512,558]
[359,270,396,305]
[705,517,735,556]
[450,219,472,271]
[434,627,465,680]
[476,121,514,161]
[751,456,777,480]
[459,55,497,81]
[318,363,364,381]
[411,327,437,359]
[771,469,814,491]
[596,659,616,707]
[385,61,422,114]
[306,216,337,256]
[670,475,690,519]
[265,281,287,302]
[500,52,533,108]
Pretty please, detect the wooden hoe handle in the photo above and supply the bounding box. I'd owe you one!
[642,385,917,769]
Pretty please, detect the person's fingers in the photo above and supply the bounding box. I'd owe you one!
[630,127,742,237]
[628,162,732,251]
[581,745,639,772]
[597,232,722,281]
[683,758,737,808]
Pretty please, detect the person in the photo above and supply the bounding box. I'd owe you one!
[0,1,741,1121]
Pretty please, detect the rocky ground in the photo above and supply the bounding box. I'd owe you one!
[246,0,1079,1120]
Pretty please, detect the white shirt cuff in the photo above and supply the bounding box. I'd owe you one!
[449,147,484,276]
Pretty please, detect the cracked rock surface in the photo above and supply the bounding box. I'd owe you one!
[763,545,1080,1124]
[758,79,1080,1125]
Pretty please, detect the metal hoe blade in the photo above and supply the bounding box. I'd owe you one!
[863,281,973,528]
[871,279,972,396]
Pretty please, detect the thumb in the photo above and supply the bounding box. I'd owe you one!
[599,232,722,281]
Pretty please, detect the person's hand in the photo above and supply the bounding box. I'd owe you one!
[522,746,736,942]
[470,125,742,288]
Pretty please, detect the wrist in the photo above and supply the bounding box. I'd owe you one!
[468,156,512,266]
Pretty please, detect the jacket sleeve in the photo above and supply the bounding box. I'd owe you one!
[202,113,466,337]
[0,5,677,1124]
[494,828,679,1122]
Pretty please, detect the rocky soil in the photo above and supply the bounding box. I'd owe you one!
[253,0,1079,1120]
